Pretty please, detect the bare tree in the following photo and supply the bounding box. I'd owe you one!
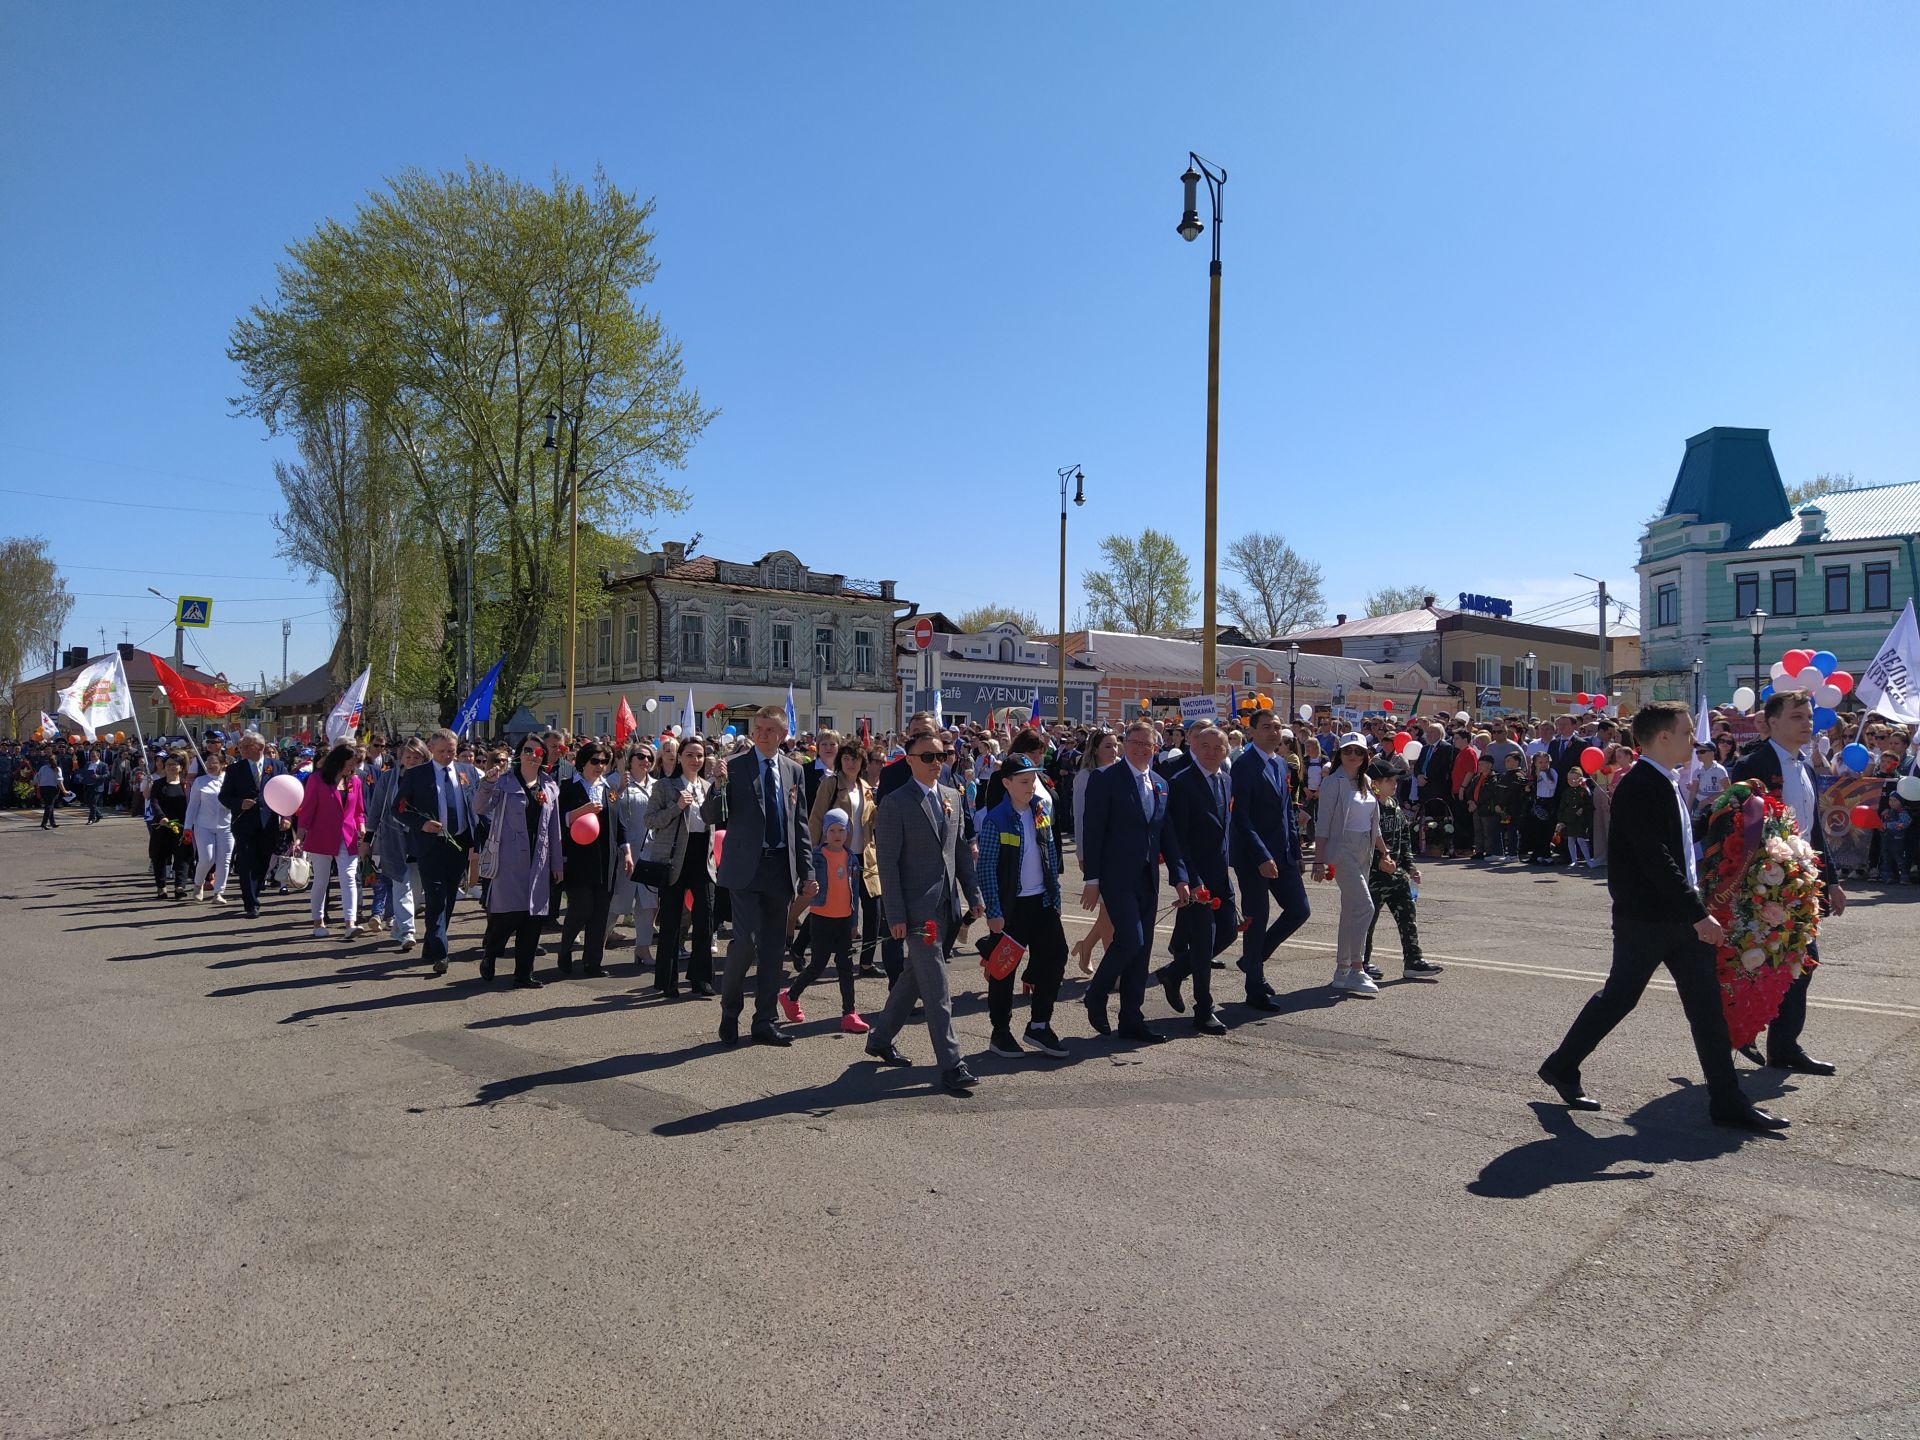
[1219,531,1325,640]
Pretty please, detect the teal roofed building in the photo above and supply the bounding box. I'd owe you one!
[1636,427,1920,704]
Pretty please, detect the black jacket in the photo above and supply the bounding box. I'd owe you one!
[1164,762,1233,895]
[1605,762,1706,924]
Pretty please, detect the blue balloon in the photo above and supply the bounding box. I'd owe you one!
[1813,706,1838,729]
[1811,650,1838,678]
[722,724,738,736]
[1759,684,1774,702]
[1840,742,1872,772]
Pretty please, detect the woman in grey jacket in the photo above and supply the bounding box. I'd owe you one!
[608,744,659,966]
[643,736,715,997]
[1313,735,1395,997]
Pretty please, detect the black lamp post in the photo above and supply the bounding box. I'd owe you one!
[1287,642,1300,719]
[1056,464,1084,727]
[1748,609,1768,698]
[1176,153,1226,708]
[1524,650,1536,724]
[1692,656,1704,712]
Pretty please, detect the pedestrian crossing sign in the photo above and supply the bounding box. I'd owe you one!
[175,596,212,628]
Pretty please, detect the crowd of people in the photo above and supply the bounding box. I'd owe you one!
[26,688,1915,1099]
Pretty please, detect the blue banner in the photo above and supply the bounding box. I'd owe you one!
[452,657,504,736]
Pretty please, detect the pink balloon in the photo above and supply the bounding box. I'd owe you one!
[1591,695,1608,709]
[263,772,305,817]
[569,811,601,845]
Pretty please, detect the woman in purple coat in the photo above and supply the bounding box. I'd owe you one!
[473,737,564,988]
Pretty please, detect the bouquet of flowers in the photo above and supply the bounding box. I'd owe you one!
[1698,778,1822,1047]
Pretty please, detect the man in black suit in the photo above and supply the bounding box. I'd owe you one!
[1411,722,1455,854]
[218,729,289,918]
[1230,708,1310,1009]
[396,728,476,977]
[1154,722,1238,1035]
[1539,700,1786,1131]
[1727,691,1843,1075]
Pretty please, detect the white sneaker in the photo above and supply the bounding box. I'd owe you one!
[212,893,229,906]
[1347,970,1380,996]
[312,925,328,938]
[345,924,361,939]
[1330,968,1354,992]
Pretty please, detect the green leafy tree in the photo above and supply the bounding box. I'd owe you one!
[1220,531,1326,640]
[229,163,714,724]
[954,603,1043,634]
[0,536,73,726]
[1785,471,1858,508]
[1082,529,1196,632]
[1365,583,1434,618]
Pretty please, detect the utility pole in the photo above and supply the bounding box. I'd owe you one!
[1596,579,1608,696]
[281,619,291,692]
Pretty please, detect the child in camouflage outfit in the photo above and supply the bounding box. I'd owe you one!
[1364,762,1444,979]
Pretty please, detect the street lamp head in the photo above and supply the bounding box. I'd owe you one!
[1288,642,1300,663]
[1748,609,1768,638]
[543,411,558,450]
[1072,469,1085,506]
[1177,166,1204,242]
[1692,658,1704,674]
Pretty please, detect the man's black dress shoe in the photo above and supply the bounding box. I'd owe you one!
[1158,969,1187,1014]
[1117,1022,1168,1044]
[1538,1062,1601,1111]
[718,1016,739,1046]
[942,1063,979,1094]
[1244,992,1282,1013]
[478,958,496,981]
[1736,1043,1766,1067]
[690,982,715,998]
[1770,1052,1837,1076]
[750,1023,793,1047]
[1194,1014,1227,1036]
[582,965,606,978]
[1084,998,1111,1035]
[1710,1103,1789,1131]
[865,1038,910,1067]
[511,976,543,989]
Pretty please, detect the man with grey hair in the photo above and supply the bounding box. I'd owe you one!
[397,728,476,975]
[218,729,289,919]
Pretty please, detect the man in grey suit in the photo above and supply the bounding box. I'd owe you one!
[704,706,816,1046]
[864,732,984,1094]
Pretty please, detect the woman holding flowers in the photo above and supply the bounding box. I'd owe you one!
[147,752,192,900]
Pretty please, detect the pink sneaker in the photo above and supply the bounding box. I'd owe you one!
[840,1011,870,1034]
[779,989,805,1025]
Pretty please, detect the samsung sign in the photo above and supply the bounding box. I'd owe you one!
[1456,592,1514,619]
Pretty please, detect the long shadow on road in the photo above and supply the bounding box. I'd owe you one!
[1469,1083,1781,1200]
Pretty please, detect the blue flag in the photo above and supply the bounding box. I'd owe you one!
[452,657,504,737]
[786,683,798,735]
[1229,683,1238,722]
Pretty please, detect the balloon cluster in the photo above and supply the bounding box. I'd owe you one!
[1573,692,1610,710]
[1753,648,1852,726]
[1389,730,1425,764]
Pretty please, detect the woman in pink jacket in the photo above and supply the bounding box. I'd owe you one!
[296,742,367,939]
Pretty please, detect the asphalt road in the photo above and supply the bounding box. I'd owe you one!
[3,811,1917,1439]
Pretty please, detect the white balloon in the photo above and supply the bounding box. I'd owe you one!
[1769,661,1791,682]
[643,698,659,713]
[1899,774,1920,803]
[1455,710,1471,724]
[1298,703,1313,723]
[1401,739,1423,763]
[1813,683,1842,708]
[1795,665,1825,691]
[667,723,681,736]
[1730,685,1756,713]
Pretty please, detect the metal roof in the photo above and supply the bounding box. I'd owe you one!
[1279,607,1450,641]
[1662,427,1792,546]
[1075,630,1428,688]
[1739,479,1920,550]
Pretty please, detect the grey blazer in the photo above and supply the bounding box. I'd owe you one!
[874,780,981,933]
[703,748,809,892]
[644,772,716,880]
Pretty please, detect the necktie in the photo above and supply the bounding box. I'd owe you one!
[924,786,945,839]
[1212,771,1227,819]
[445,765,465,833]
[763,759,783,849]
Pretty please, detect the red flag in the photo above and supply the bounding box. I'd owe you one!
[614,696,637,749]
[149,653,245,717]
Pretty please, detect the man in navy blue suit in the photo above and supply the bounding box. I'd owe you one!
[1231,708,1311,1009]
[1154,722,1239,1035]
[1078,717,1180,1042]
[396,728,476,977]
[218,729,289,919]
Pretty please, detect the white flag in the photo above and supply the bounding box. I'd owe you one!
[56,651,135,742]
[1856,599,1920,725]
[324,666,371,745]
[39,711,62,740]
[681,685,696,738]
[1694,693,1712,748]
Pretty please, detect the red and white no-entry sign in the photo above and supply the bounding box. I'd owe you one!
[911,617,934,651]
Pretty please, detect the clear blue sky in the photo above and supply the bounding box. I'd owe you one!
[3,2,1915,686]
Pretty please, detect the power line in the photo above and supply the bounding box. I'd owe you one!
[58,563,300,582]
[5,442,266,494]
[0,486,274,517]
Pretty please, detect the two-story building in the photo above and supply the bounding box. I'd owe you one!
[1636,427,1920,703]
[529,544,907,738]
[896,620,1102,727]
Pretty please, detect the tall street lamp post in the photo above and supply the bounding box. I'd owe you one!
[545,408,583,735]
[1056,464,1084,727]
[1176,152,1226,706]
[1692,656,1704,713]
[1524,650,1536,724]
[1748,609,1768,699]
[1287,642,1300,720]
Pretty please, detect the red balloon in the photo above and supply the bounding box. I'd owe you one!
[1592,694,1608,709]
[1575,692,1590,705]
[569,811,601,844]
[1579,748,1605,774]
[1392,731,1411,754]
[1830,670,1854,696]
[1382,699,1394,711]
[1849,804,1882,831]
[1782,649,1812,674]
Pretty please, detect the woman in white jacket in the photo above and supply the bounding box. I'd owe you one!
[184,749,234,904]
[1312,735,1395,996]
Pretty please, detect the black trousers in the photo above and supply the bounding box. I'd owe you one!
[1545,914,1741,1108]
[559,876,611,972]
[483,911,544,981]
[722,850,795,1027]
[655,836,713,990]
[233,830,273,912]
[788,911,856,1012]
[1764,946,1816,1062]
[40,786,58,828]
[1159,885,1240,1019]
[988,892,1069,1030]
[147,829,189,892]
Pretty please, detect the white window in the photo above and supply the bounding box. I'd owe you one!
[1515,656,1535,689]
[727,617,751,668]
[1549,662,1573,693]
[622,612,640,665]
[1582,667,1602,695]
[854,630,875,675]
[544,713,558,730]
[815,626,834,674]
[596,617,612,669]
[679,614,703,663]
[593,710,609,737]
[771,622,794,671]
[1475,654,1500,688]
[1242,664,1256,686]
